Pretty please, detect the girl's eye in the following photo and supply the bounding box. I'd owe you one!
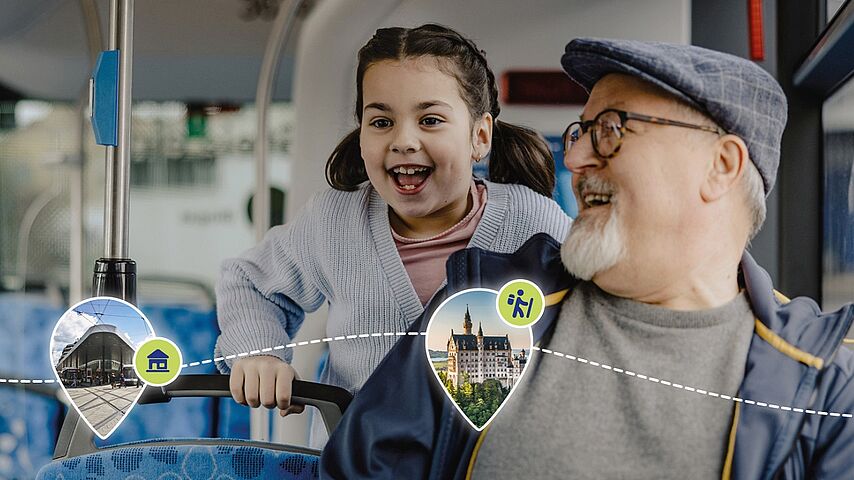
[369,118,391,129]
[421,117,444,126]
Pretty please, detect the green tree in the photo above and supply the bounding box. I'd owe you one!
[450,378,511,428]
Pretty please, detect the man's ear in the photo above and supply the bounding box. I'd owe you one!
[472,113,493,161]
[701,134,748,202]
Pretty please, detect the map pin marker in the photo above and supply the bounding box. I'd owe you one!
[426,285,541,431]
[50,297,155,440]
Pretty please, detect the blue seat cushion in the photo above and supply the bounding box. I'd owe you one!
[36,439,319,480]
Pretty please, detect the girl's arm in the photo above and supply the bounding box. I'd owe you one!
[214,195,327,373]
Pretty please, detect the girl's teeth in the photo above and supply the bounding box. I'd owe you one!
[392,166,428,174]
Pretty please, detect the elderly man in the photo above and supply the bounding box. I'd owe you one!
[320,39,854,479]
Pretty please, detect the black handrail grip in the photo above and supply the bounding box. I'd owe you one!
[52,374,352,459]
[138,374,352,414]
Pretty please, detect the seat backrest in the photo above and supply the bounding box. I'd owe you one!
[36,441,319,479]
[40,374,352,480]
[0,294,68,477]
[0,384,65,479]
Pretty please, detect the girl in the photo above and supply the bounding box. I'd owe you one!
[215,23,571,438]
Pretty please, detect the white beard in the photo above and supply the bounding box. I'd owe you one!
[561,203,625,281]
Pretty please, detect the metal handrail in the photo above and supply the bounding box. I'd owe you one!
[253,0,305,242]
[250,0,305,442]
[102,0,134,260]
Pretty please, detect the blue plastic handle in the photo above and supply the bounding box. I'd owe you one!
[91,50,119,146]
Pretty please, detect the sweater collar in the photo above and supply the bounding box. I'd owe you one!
[366,179,512,321]
[468,179,509,251]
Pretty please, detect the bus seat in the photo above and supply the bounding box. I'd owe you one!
[36,374,351,480]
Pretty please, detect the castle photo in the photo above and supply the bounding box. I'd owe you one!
[426,290,532,429]
[446,306,527,390]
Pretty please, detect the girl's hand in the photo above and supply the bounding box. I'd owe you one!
[229,356,305,417]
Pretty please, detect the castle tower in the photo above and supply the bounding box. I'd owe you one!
[463,305,473,335]
[477,321,484,382]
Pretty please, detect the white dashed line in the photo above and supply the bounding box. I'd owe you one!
[11,330,848,422]
[531,345,852,420]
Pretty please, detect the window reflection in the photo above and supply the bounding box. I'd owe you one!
[822,78,854,311]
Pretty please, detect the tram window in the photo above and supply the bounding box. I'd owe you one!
[822,77,854,311]
[130,102,292,190]
[0,101,102,292]
[0,99,293,300]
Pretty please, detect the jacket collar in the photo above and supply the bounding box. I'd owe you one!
[732,251,854,479]
[442,232,574,344]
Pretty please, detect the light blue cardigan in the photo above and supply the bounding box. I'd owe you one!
[214,179,571,395]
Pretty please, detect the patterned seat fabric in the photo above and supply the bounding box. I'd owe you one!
[0,295,66,478]
[36,442,319,479]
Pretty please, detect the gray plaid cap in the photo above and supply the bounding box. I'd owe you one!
[561,38,787,195]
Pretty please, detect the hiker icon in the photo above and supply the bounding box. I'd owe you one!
[496,279,545,328]
[507,289,534,319]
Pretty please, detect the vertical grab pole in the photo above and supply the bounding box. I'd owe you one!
[252,0,305,443]
[254,0,304,241]
[93,0,136,303]
[107,0,133,258]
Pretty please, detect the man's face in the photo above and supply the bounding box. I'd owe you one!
[561,74,715,294]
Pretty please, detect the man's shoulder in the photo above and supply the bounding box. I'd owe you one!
[766,298,854,407]
[775,296,854,363]
[826,335,854,400]
[832,341,854,374]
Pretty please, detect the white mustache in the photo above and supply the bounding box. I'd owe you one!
[576,175,617,198]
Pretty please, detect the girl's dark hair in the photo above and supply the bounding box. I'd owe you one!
[325,23,555,197]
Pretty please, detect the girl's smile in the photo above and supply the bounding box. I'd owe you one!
[387,164,434,194]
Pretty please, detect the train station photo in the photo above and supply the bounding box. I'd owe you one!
[50,298,154,438]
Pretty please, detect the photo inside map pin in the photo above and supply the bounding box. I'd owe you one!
[49,297,155,440]
[425,288,533,430]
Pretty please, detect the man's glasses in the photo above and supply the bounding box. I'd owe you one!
[562,108,726,159]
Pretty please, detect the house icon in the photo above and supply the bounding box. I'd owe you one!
[146,349,169,373]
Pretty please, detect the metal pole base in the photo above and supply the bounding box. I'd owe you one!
[92,258,136,303]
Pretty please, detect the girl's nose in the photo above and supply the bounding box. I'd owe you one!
[390,124,420,154]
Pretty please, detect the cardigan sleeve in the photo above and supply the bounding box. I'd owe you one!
[214,194,328,373]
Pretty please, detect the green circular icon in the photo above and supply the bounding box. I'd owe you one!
[496,279,545,327]
[133,337,183,387]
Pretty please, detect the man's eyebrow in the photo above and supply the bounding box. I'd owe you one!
[364,102,391,112]
[580,101,629,122]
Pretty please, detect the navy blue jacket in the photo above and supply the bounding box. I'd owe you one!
[320,233,854,479]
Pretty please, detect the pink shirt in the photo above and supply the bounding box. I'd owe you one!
[393,181,488,305]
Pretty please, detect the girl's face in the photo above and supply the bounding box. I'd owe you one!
[360,56,491,237]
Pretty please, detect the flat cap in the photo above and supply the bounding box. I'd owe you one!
[561,38,787,195]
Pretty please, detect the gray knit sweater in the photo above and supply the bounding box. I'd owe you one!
[214,179,571,395]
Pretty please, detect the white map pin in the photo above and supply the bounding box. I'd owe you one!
[49,297,156,440]
[425,288,534,431]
